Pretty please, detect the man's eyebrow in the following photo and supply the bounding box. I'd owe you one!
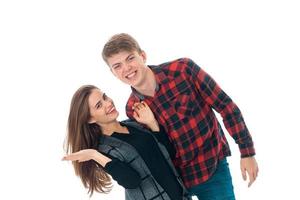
[112,62,121,67]
[126,53,134,60]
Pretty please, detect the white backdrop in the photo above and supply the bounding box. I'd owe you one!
[0,0,299,199]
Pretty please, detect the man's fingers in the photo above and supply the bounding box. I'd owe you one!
[248,170,255,187]
[255,166,259,178]
[241,167,247,181]
[250,167,259,187]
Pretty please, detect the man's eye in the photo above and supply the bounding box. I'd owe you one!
[113,65,120,69]
[129,56,135,60]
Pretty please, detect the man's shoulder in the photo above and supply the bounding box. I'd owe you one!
[126,93,136,105]
[158,57,193,68]
[151,57,195,77]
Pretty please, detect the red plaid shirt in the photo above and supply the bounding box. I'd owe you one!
[126,58,255,188]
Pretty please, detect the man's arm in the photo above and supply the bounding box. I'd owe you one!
[184,58,258,186]
[184,58,254,156]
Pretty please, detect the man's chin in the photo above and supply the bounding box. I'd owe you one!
[125,79,139,87]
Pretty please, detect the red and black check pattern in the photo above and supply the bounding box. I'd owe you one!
[126,58,255,188]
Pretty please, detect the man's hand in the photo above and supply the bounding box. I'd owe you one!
[240,156,259,187]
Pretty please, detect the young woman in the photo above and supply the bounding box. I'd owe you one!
[63,85,190,200]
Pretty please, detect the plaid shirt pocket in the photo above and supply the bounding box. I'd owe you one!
[174,90,195,118]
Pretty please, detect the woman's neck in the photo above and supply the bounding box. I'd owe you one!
[100,121,128,136]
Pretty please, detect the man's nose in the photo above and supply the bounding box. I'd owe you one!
[123,63,132,71]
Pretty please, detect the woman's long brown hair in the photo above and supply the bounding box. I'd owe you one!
[64,85,112,196]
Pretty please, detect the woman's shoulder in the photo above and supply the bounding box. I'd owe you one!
[120,119,145,131]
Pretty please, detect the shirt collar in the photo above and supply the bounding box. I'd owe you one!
[131,65,169,100]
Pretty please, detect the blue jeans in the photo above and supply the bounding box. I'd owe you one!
[188,159,236,200]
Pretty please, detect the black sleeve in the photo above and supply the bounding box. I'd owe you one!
[153,124,176,160]
[104,158,141,189]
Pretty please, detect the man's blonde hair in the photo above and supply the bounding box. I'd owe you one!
[102,33,142,63]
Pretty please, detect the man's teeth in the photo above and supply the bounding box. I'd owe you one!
[127,72,136,78]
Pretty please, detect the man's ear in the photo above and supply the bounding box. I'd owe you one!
[140,51,147,63]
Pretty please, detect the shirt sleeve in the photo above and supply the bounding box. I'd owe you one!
[104,158,141,189]
[152,124,176,160]
[184,58,255,158]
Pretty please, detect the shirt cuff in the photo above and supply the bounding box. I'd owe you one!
[239,142,256,158]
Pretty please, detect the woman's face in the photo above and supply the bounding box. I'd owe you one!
[88,89,119,125]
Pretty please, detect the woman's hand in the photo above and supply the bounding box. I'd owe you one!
[62,149,98,162]
[62,149,111,166]
[132,101,159,132]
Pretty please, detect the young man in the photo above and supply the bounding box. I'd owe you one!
[102,33,258,200]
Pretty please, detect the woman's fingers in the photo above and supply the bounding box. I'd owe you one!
[133,102,146,110]
[141,101,148,108]
[133,110,140,120]
[62,154,77,161]
[62,151,83,162]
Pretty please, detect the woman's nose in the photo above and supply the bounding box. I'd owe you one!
[104,98,113,105]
